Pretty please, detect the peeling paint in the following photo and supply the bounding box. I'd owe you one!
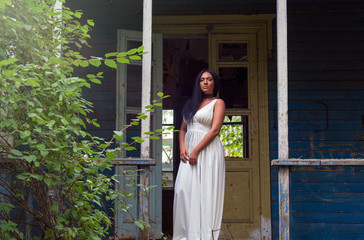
[261,216,272,240]
[249,227,261,240]
[278,166,290,240]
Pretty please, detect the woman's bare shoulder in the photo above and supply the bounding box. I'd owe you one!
[214,99,226,113]
[215,99,225,107]
[215,98,225,103]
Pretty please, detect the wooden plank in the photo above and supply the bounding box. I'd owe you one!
[277,0,289,160]
[113,158,156,166]
[272,159,321,166]
[292,211,364,223]
[291,168,364,178]
[269,70,364,82]
[283,131,364,140]
[272,159,364,166]
[292,232,364,240]
[268,61,364,71]
[269,101,364,111]
[141,0,152,161]
[280,201,364,212]
[285,32,364,42]
[256,20,272,239]
[321,159,364,166]
[270,140,363,150]
[138,1,152,239]
[137,167,150,240]
[277,0,289,239]
[290,191,364,203]
[278,166,290,240]
[291,223,364,232]
[291,182,364,192]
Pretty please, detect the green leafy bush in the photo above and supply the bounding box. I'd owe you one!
[0,0,165,239]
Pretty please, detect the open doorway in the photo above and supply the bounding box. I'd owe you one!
[162,36,209,179]
[161,37,208,237]
[156,15,272,238]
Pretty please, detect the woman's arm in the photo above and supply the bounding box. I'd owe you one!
[188,99,226,166]
[179,120,189,163]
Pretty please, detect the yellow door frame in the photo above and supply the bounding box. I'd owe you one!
[153,14,274,239]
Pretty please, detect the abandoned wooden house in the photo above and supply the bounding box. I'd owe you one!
[68,0,364,239]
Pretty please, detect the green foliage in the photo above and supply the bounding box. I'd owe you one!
[0,0,160,239]
[219,116,244,157]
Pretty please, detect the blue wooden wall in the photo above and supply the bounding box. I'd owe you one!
[68,0,364,239]
[268,2,364,239]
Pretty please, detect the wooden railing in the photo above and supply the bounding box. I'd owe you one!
[271,158,364,240]
[113,158,156,240]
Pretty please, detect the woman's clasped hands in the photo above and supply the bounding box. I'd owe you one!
[180,147,199,166]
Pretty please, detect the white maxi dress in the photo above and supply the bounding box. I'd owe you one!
[173,99,225,240]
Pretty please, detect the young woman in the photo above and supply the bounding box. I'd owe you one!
[173,69,226,240]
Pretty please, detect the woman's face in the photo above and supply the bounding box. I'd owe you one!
[199,71,214,95]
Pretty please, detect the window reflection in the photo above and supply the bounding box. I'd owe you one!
[218,43,248,62]
[127,40,142,51]
[219,67,248,109]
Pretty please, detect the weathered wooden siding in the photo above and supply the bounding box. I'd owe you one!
[68,0,143,142]
[68,0,364,239]
[271,166,364,239]
[269,2,364,239]
[269,11,364,159]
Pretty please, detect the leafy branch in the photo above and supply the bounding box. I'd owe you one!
[65,92,171,193]
[71,46,146,69]
[0,0,172,239]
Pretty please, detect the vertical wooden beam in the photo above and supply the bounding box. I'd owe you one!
[278,166,290,240]
[277,0,288,157]
[138,168,150,239]
[139,1,152,240]
[141,2,152,157]
[277,0,290,239]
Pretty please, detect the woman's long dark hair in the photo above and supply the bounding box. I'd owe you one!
[182,69,220,121]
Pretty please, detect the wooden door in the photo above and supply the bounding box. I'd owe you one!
[115,29,163,238]
[210,34,262,239]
